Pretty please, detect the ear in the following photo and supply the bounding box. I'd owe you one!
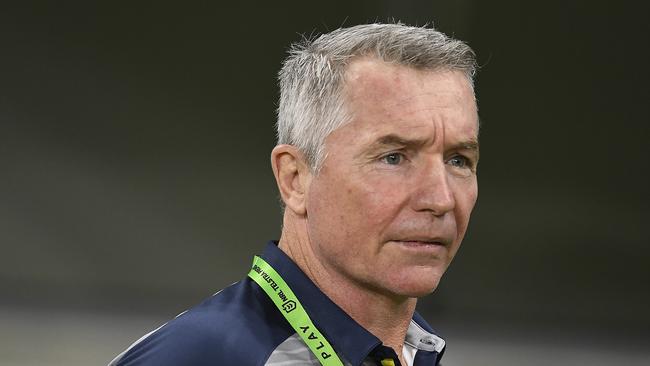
[270,144,312,216]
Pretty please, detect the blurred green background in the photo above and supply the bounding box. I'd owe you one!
[1,1,648,365]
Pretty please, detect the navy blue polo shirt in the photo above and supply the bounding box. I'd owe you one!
[109,242,446,366]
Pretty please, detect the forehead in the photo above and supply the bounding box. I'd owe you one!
[337,58,478,140]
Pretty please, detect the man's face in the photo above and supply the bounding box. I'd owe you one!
[304,58,479,298]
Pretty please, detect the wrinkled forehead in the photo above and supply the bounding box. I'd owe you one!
[341,57,477,112]
[339,58,478,128]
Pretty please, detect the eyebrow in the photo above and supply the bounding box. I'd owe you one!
[371,134,480,155]
[454,139,480,153]
[372,134,428,150]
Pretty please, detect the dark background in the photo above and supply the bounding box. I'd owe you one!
[1,1,648,365]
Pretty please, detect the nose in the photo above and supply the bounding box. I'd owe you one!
[411,160,455,216]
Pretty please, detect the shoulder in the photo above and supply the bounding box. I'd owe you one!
[110,279,294,366]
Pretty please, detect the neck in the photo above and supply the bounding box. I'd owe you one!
[278,215,416,364]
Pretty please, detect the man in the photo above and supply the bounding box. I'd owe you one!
[110,22,479,366]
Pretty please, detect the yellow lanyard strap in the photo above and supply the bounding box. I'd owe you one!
[248,256,345,366]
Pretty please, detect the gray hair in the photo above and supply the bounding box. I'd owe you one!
[277,22,477,171]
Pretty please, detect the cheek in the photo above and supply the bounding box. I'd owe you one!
[307,174,405,245]
[453,180,478,236]
[347,175,409,230]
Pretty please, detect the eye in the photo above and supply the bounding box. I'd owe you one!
[447,155,470,169]
[381,152,404,165]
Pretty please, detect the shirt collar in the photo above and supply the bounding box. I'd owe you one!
[406,314,446,354]
[259,241,445,365]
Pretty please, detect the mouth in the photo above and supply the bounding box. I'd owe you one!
[388,236,452,250]
[387,239,449,258]
[392,239,445,246]
[392,240,445,247]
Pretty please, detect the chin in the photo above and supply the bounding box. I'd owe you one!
[397,281,441,298]
[386,270,444,298]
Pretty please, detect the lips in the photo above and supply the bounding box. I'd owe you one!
[389,236,452,247]
[396,240,444,246]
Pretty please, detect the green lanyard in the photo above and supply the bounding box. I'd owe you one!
[247,256,345,366]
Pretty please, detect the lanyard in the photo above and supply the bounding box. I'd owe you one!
[248,256,345,366]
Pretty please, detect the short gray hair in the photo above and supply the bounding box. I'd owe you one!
[277,23,477,171]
